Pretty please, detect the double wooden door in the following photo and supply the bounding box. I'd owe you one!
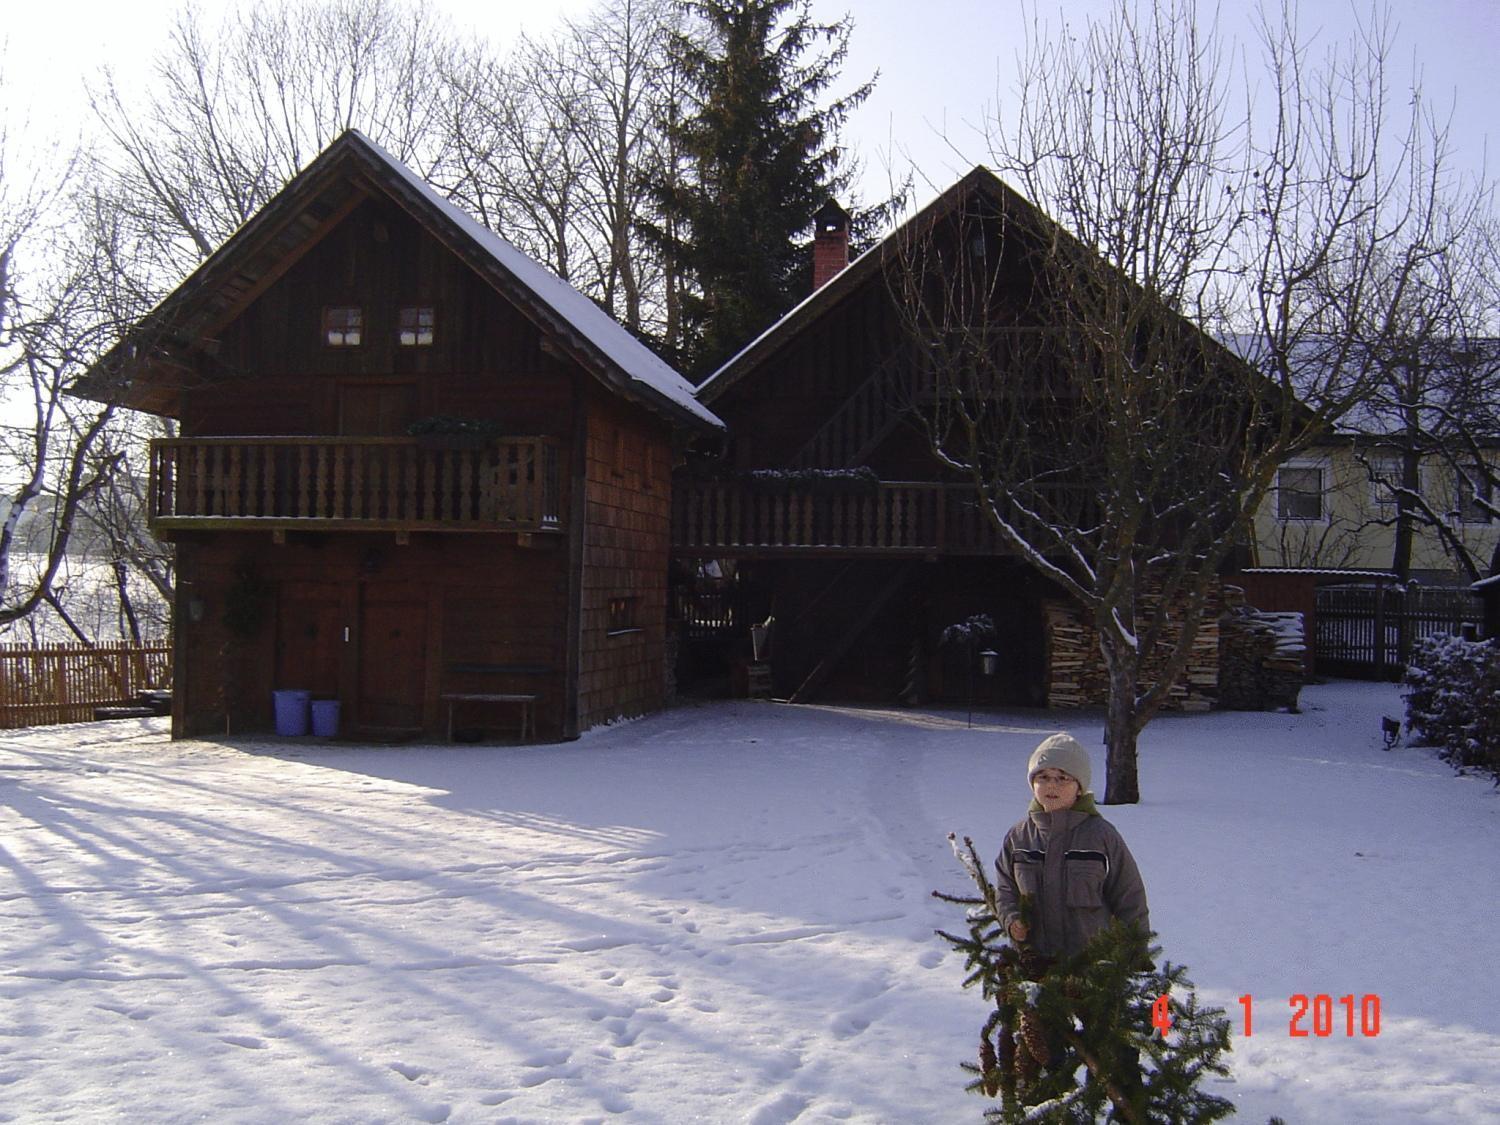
[274,580,429,735]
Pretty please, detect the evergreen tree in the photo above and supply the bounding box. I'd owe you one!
[936,834,1236,1123]
[643,0,874,378]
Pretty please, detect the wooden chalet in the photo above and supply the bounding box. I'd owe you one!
[674,169,1225,709]
[78,130,723,741]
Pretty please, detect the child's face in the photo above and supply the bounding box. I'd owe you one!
[1032,768,1081,812]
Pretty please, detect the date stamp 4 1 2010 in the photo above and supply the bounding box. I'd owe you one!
[1151,993,1381,1038]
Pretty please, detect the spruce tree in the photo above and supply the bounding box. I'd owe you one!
[643,0,873,379]
[936,834,1236,1123]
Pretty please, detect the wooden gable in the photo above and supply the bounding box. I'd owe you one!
[178,193,570,441]
[697,168,1039,476]
[76,130,721,438]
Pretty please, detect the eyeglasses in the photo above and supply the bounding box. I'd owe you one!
[1033,770,1077,786]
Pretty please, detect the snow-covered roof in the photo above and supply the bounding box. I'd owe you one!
[1220,333,1500,440]
[360,133,722,431]
[1473,573,1500,592]
[1237,567,1399,579]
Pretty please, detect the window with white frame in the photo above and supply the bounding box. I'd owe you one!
[398,305,435,347]
[1454,466,1494,524]
[322,306,363,347]
[1365,452,1401,513]
[1276,464,1325,521]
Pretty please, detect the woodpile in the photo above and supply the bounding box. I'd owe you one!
[1042,584,1223,711]
[1217,585,1305,711]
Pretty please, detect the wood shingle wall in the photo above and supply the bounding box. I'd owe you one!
[577,393,675,729]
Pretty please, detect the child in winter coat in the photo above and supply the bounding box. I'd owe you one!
[994,732,1150,959]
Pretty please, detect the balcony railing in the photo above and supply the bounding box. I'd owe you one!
[149,436,563,533]
[672,481,1018,555]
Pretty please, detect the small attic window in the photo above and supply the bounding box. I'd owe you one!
[323,306,363,347]
[399,306,435,347]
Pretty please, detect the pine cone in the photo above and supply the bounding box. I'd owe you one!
[1015,1029,1040,1088]
[1019,947,1051,979]
[979,1036,999,1097]
[1020,1008,1051,1068]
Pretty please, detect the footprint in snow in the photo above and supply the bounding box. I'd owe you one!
[829,1011,871,1040]
[600,1092,632,1114]
[219,1035,267,1050]
[747,1090,811,1125]
[98,1003,155,1022]
[614,1026,641,1048]
[519,1063,581,1089]
[388,1060,427,1082]
[917,948,945,969]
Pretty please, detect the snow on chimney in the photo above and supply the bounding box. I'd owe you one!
[812,199,851,291]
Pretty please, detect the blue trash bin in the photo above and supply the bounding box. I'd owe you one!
[310,699,340,738]
[273,690,311,736]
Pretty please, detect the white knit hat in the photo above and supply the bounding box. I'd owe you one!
[1027,732,1092,794]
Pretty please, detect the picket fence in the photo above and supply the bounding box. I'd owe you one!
[1314,585,1483,678]
[0,641,172,729]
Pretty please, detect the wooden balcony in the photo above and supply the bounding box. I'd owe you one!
[148,436,563,534]
[672,480,1017,556]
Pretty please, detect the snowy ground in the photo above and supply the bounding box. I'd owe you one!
[1,681,1496,1124]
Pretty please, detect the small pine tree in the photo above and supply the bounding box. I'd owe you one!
[936,834,1235,1123]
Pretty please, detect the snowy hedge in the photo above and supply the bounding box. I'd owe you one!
[1403,635,1500,783]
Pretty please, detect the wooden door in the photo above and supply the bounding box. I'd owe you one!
[356,583,427,733]
[274,582,349,698]
[339,381,418,436]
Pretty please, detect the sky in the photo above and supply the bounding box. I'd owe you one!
[3,0,1499,210]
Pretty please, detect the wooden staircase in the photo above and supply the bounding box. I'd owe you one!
[786,362,919,469]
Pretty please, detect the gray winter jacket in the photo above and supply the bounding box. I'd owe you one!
[993,797,1150,959]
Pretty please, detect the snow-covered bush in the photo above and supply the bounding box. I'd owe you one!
[1403,636,1500,783]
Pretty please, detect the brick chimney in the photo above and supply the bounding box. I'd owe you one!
[812,199,851,291]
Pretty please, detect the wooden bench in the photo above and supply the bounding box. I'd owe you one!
[440,692,538,742]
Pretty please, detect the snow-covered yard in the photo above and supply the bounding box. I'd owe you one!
[2,681,1496,1123]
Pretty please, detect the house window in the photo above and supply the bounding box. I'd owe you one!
[398,306,435,347]
[1454,466,1493,524]
[1366,453,1401,512]
[607,596,640,635]
[323,306,363,346]
[1276,465,1324,521]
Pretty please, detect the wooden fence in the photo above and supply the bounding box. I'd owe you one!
[1314,585,1483,678]
[0,641,172,729]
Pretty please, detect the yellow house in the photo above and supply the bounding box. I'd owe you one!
[1252,439,1499,584]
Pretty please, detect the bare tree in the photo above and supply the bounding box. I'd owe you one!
[439,35,592,281]
[88,0,460,292]
[0,134,128,635]
[1344,212,1500,582]
[893,0,1477,802]
[438,0,680,334]
[558,0,679,332]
